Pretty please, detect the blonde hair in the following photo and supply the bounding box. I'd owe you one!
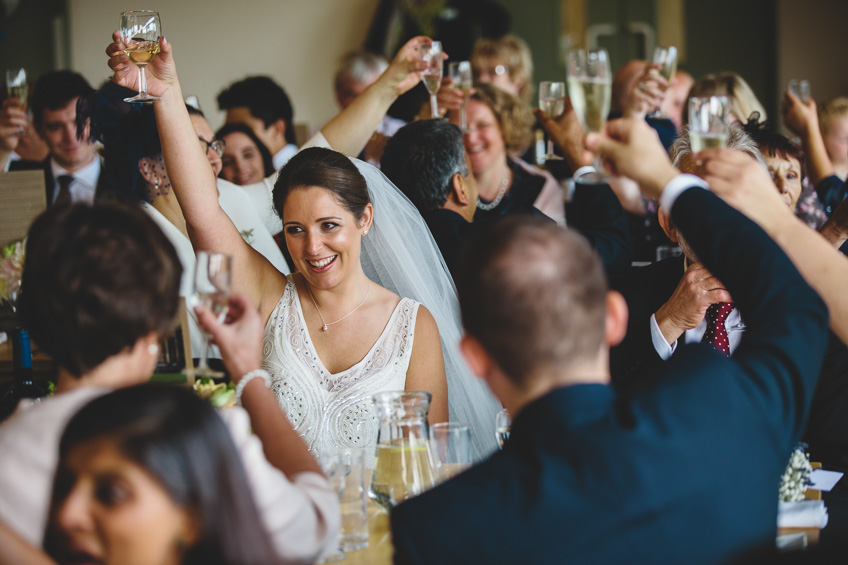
[684,72,766,125]
[818,97,848,134]
[471,35,534,103]
[471,83,534,154]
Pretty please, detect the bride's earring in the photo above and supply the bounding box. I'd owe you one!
[362,229,368,236]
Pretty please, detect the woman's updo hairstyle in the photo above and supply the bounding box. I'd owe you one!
[470,83,534,155]
[273,147,371,224]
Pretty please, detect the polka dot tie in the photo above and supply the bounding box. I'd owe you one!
[701,302,734,356]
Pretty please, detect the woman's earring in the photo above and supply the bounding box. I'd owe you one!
[362,229,368,236]
[154,176,160,191]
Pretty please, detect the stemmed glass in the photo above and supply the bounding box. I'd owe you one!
[120,10,162,103]
[567,48,612,184]
[421,41,444,119]
[448,61,472,130]
[495,408,511,449]
[193,252,232,379]
[649,46,677,118]
[788,79,811,105]
[538,81,566,161]
[5,68,27,136]
[688,96,730,152]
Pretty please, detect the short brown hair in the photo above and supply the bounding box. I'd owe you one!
[273,147,370,223]
[470,83,534,155]
[19,204,182,377]
[457,217,608,385]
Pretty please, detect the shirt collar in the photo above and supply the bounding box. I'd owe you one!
[51,156,100,189]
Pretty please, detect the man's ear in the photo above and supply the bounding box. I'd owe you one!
[451,172,469,206]
[657,206,677,243]
[460,334,493,381]
[271,118,288,144]
[604,290,628,348]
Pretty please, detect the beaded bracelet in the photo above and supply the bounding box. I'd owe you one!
[235,369,271,405]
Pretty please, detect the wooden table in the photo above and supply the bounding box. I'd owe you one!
[335,501,393,565]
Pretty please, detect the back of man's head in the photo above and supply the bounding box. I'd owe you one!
[457,217,608,385]
[217,76,295,144]
[30,71,93,129]
[381,119,467,214]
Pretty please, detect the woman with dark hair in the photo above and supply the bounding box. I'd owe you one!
[462,83,565,225]
[45,385,278,565]
[217,122,275,185]
[741,117,807,210]
[0,203,339,562]
[106,33,507,461]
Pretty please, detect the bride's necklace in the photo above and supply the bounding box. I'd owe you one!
[476,171,511,211]
[305,280,371,331]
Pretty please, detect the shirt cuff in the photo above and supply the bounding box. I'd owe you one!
[573,165,596,181]
[659,174,709,212]
[650,313,677,360]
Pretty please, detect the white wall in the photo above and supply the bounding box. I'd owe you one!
[68,0,380,134]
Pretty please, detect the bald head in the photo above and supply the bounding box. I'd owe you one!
[612,60,648,115]
[458,217,608,385]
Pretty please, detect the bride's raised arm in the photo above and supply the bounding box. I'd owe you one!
[106,33,283,312]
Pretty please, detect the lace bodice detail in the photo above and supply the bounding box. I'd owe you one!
[263,277,419,466]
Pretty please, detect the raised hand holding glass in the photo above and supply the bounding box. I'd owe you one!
[120,10,162,103]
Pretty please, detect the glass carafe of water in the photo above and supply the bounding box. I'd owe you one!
[369,391,437,510]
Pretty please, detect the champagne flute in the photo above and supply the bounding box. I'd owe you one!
[649,46,677,118]
[420,41,444,119]
[538,81,566,161]
[495,408,511,449]
[120,10,162,103]
[5,68,27,136]
[567,49,612,184]
[688,96,729,152]
[448,61,472,130]
[193,252,232,379]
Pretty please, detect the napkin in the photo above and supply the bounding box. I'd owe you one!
[777,500,829,529]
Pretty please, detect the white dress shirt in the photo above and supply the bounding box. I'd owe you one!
[50,156,100,205]
[272,143,299,171]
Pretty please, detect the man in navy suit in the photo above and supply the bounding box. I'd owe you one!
[390,117,829,565]
[1,71,108,205]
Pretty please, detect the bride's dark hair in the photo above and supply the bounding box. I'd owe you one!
[273,147,371,223]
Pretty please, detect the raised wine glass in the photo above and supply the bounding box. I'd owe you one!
[448,61,472,130]
[120,10,162,103]
[538,81,566,162]
[5,68,27,135]
[688,96,730,152]
[649,46,677,118]
[420,41,444,119]
[567,49,612,184]
[193,252,232,379]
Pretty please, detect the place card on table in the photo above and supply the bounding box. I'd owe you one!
[809,469,843,492]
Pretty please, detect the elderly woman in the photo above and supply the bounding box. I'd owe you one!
[462,83,564,225]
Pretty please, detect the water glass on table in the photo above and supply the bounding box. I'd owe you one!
[688,96,730,152]
[430,422,472,482]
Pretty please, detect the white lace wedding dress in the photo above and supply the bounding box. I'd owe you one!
[263,276,420,467]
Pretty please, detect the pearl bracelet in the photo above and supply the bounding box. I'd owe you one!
[235,369,271,404]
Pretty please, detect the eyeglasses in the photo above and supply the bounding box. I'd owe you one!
[473,64,509,81]
[199,137,225,157]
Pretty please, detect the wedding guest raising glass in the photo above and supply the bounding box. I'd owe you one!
[495,408,511,449]
[538,81,566,161]
[448,61,473,130]
[688,96,730,152]
[421,41,444,118]
[788,79,811,105]
[649,46,677,117]
[567,48,612,184]
[120,10,162,103]
[192,252,232,378]
[5,68,27,135]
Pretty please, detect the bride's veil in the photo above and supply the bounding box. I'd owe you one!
[353,159,501,461]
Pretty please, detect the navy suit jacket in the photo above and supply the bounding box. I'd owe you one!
[390,187,829,565]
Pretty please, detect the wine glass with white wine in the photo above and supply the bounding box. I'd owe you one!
[538,81,566,162]
[448,61,472,130]
[567,49,612,184]
[421,42,444,119]
[688,96,729,152]
[5,68,27,135]
[120,10,162,103]
[193,252,232,379]
[649,46,677,118]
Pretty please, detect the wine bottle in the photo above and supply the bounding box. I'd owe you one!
[0,329,48,421]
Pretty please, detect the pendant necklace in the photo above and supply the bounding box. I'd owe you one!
[305,280,371,331]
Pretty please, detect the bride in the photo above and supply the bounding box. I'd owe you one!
[106,34,499,460]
